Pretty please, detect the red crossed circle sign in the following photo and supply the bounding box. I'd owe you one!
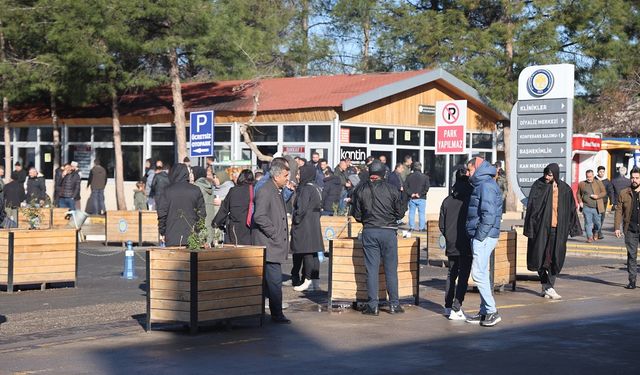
[442,103,460,124]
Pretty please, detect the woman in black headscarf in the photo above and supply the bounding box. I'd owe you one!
[290,164,324,292]
[524,163,582,299]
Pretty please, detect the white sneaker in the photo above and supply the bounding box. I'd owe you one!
[448,309,466,321]
[443,307,451,316]
[294,279,312,292]
[543,287,562,300]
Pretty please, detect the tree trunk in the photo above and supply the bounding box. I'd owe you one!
[51,95,61,173]
[1,20,11,183]
[238,90,272,162]
[362,18,371,71]
[169,48,187,163]
[111,91,127,210]
[2,97,9,184]
[299,0,309,76]
[502,0,518,212]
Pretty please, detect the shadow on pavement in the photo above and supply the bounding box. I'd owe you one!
[0,315,6,326]
[87,308,640,375]
[561,273,626,287]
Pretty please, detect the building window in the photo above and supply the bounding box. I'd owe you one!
[424,130,435,147]
[151,146,175,168]
[121,126,144,142]
[40,127,54,142]
[214,145,232,162]
[95,146,142,181]
[397,129,420,146]
[472,133,493,149]
[68,127,92,142]
[424,150,446,187]
[152,126,174,142]
[94,127,114,142]
[283,125,305,142]
[341,126,366,144]
[309,125,331,142]
[449,154,468,187]
[214,126,231,142]
[251,126,278,142]
[369,127,394,145]
[396,148,420,166]
[16,127,37,142]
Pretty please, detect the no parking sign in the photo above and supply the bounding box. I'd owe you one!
[435,100,467,154]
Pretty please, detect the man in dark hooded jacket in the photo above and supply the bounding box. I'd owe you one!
[321,170,342,215]
[525,163,582,300]
[439,167,473,320]
[464,157,503,327]
[157,163,205,247]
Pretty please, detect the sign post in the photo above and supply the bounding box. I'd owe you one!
[435,100,467,154]
[509,64,574,200]
[189,110,215,158]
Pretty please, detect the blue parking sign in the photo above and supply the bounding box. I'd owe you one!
[189,110,214,158]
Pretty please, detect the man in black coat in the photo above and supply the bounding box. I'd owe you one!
[4,175,26,227]
[26,167,46,204]
[321,170,342,216]
[612,166,631,207]
[524,163,582,300]
[157,164,205,247]
[352,160,407,316]
[151,165,171,211]
[439,167,473,320]
[252,158,292,324]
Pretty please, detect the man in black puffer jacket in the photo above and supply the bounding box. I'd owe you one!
[439,168,473,320]
[351,160,407,316]
[157,163,205,247]
[321,170,342,216]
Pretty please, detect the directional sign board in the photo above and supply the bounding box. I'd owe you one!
[189,110,214,158]
[509,64,575,202]
[435,100,467,154]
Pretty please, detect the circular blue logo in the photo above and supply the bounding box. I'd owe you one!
[118,219,128,233]
[324,227,336,240]
[527,69,554,97]
[438,235,446,250]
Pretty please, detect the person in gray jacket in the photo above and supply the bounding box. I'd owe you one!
[252,158,292,324]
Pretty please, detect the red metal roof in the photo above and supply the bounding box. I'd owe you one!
[9,70,430,124]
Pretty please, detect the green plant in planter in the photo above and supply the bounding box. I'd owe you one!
[23,199,45,229]
[186,217,209,250]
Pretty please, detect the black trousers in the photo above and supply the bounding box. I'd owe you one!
[264,262,284,318]
[625,230,639,283]
[444,255,472,308]
[539,227,558,288]
[291,253,320,282]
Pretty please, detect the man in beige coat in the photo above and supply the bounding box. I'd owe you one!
[577,169,607,243]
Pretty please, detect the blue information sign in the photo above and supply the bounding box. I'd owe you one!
[189,110,214,157]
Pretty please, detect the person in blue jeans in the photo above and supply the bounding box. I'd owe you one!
[577,170,607,243]
[404,162,430,231]
[464,157,503,327]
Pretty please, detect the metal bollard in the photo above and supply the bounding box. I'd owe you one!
[123,240,137,279]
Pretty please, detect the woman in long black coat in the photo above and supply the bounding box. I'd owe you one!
[213,169,254,245]
[524,163,582,298]
[290,164,324,292]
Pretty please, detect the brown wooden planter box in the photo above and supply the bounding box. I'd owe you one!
[327,237,420,309]
[320,216,362,243]
[106,210,158,245]
[146,245,265,333]
[0,228,78,292]
[426,220,447,264]
[467,231,517,292]
[16,207,72,229]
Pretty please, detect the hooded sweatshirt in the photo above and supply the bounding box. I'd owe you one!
[195,176,216,245]
[465,160,503,241]
[157,164,206,247]
[439,177,473,257]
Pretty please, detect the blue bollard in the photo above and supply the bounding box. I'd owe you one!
[123,240,137,279]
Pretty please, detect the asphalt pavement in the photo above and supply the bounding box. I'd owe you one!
[1,227,638,374]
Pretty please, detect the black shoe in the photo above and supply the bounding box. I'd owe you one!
[361,305,379,316]
[625,282,636,289]
[388,304,405,314]
[597,234,604,240]
[465,313,484,324]
[480,312,502,327]
[271,315,291,324]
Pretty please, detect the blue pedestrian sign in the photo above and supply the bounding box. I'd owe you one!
[189,110,214,157]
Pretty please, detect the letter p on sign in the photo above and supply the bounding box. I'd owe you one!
[196,114,208,132]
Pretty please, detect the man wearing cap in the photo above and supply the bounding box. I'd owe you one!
[351,160,407,316]
[57,163,81,210]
